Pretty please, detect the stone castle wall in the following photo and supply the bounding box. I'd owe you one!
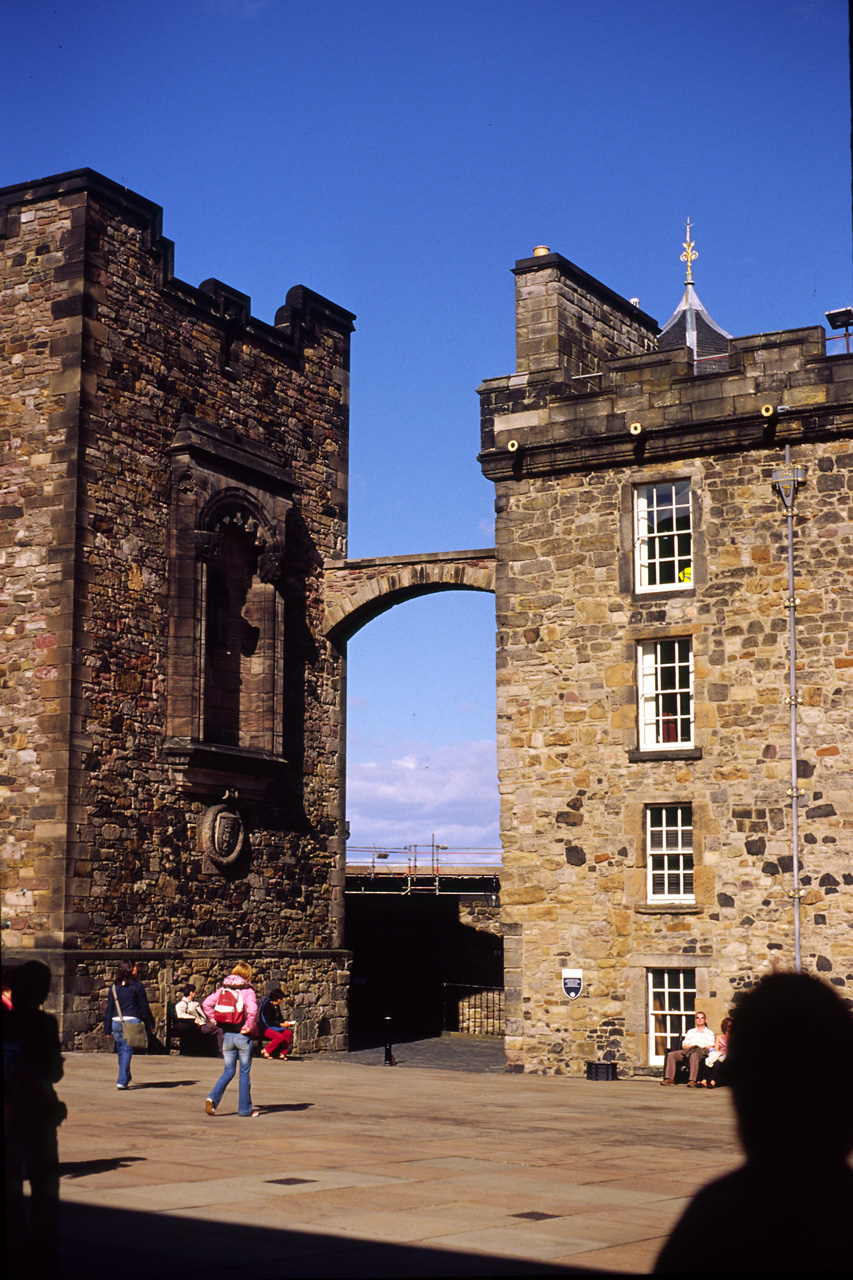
[480,255,853,1075]
[512,251,659,379]
[69,951,349,1053]
[1,170,354,1047]
[1,182,83,954]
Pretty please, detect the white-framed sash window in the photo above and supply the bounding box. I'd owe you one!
[634,480,692,591]
[638,638,694,749]
[647,805,694,901]
[648,967,697,1065]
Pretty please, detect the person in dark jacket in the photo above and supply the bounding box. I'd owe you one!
[4,961,67,1277]
[103,960,155,1089]
[258,987,295,1059]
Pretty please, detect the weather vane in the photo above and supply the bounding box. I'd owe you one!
[681,219,698,285]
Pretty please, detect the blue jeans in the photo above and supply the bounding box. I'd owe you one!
[112,1018,138,1086]
[208,1033,254,1115]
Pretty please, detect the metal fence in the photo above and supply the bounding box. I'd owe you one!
[442,983,505,1037]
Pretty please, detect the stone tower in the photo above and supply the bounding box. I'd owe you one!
[1,169,354,1048]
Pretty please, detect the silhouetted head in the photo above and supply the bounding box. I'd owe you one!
[727,973,853,1167]
[182,985,197,998]
[231,961,252,981]
[267,987,284,1003]
[114,960,135,986]
[720,1016,732,1036]
[9,960,52,1008]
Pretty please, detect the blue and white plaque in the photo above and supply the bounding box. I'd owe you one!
[561,968,583,1000]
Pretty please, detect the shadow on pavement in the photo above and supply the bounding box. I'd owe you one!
[342,1035,507,1073]
[58,1201,606,1278]
[131,1079,202,1089]
[60,1157,147,1178]
[257,1102,315,1114]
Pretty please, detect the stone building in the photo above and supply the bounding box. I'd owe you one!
[478,245,853,1074]
[5,169,851,1072]
[1,169,354,1048]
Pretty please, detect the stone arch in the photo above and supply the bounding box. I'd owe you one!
[198,486,282,562]
[324,549,495,645]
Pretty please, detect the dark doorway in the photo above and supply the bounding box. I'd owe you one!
[345,893,503,1048]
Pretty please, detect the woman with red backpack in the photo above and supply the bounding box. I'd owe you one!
[201,962,259,1118]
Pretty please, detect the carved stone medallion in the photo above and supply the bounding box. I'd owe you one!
[199,795,248,869]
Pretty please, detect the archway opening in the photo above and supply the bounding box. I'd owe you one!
[343,591,501,1046]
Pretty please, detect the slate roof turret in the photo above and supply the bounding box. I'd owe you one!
[657,221,731,372]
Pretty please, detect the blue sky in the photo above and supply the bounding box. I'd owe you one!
[5,0,850,851]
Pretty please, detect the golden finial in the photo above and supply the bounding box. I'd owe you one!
[681,218,697,285]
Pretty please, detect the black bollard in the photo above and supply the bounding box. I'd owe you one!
[384,1015,395,1065]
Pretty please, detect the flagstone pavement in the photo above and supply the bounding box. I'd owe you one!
[50,1042,742,1277]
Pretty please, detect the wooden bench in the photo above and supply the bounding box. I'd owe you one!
[165,1001,219,1057]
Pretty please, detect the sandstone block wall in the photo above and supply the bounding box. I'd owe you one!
[512,251,658,379]
[480,254,853,1075]
[1,170,354,1048]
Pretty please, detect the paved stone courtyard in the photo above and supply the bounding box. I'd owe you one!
[48,1043,745,1276]
[343,1034,509,1072]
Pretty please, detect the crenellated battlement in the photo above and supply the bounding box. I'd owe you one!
[0,169,354,366]
[479,323,853,477]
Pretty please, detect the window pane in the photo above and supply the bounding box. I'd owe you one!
[635,481,693,592]
[638,638,694,750]
[647,806,694,900]
[648,967,697,1063]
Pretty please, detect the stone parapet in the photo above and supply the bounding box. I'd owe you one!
[480,328,853,478]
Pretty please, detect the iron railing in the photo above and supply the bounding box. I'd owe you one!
[442,983,504,1037]
[346,846,501,895]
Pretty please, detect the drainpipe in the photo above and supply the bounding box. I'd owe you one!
[771,445,807,973]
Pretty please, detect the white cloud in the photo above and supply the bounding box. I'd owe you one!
[346,738,499,852]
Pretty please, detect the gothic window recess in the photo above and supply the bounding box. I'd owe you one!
[199,505,280,750]
[166,415,292,782]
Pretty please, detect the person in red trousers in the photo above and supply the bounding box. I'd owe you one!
[258,988,295,1060]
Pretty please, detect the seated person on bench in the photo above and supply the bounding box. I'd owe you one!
[175,984,216,1051]
[662,1011,714,1086]
[699,1017,731,1087]
[176,984,208,1026]
[258,988,295,1060]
